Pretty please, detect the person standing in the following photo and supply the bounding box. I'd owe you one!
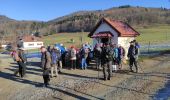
[56,47,62,73]
[101,43,113,81]
[112,44,119,72]
[17,47,27,78]
[40,46,51,87]
[83,42,91,66]
[127,41,139,73]
[50,47,59,78]
[80,46,89,70]
[94,43,102,69]
[118,45,125,70]
[70,46,77,70]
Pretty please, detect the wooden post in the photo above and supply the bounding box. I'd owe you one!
[148,41,150,54]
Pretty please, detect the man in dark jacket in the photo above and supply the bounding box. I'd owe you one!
[17,47,27,78]
[101,43,113,81]
[127,41,139,73]
[41,46,51,87]
[94,43,102,69]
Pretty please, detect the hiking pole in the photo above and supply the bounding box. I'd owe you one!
[97,62,100,82]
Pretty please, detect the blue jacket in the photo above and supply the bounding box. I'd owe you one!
[51,50,57,64]
[113,48,119,58]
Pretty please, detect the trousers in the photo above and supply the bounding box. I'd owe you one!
[17,61,26,78]
[43,69,50,86]
[129,57,138,72]
[103,61,112,80]
[51,64,58,77]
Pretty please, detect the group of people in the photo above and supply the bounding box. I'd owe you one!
[11,40,139,87]
[93,43,125,80]
[40,42,92,87]
[93,40,139,81]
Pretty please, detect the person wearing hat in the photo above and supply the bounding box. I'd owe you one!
[17,47,27,78]
[127,41,139,73]
[50,46,59,78]
[40,46,51,87]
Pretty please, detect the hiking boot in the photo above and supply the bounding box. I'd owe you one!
[130,70,134,72]
[104,77,107,81]
[58,71,62,74]
[135,70,138,73]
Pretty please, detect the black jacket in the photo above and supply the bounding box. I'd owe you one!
[18,49,27,63]
[101,46,112,65]
[127,45,139,58]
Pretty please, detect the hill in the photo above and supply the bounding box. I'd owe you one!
[0,6,170,39]
[0,16,46,44]
[48,6,170,32]
[0,15,15,23]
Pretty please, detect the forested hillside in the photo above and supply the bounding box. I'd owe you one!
[0,5,170,40]
[49,6,170,32]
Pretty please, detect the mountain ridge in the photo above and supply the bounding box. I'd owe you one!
[0,6,170,37]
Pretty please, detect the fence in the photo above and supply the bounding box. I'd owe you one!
[140,42,170,55]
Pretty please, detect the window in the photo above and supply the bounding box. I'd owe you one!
[37,43,42,45]
[28,43,34,46]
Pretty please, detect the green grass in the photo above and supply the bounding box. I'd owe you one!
[136,24,170,44]
[41,24,170,48]
[42,32,92,48]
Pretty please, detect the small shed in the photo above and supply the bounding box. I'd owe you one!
[88,18,140,59]
[18,35,44,50]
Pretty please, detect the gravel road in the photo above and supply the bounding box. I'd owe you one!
[0,53,170,100]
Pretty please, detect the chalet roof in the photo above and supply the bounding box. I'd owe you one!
[91,31,113,38]
[21,35,41,42]
[88,18,140,37]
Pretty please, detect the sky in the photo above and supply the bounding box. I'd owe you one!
[0,0,170,21]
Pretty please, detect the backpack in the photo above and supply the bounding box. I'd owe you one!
[56,50,61,60]
[70,49,76,58]
[113,48,118,59]
[105,46,113,61]
[13,52,21,62]
[51,51,57,64]
[18,50,27,63]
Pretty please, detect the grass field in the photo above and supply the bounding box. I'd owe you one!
[136,24,170,44]
[41,24,170,48]
[42,32,92,48]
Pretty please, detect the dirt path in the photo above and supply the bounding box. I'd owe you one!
[0,53,170,100]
